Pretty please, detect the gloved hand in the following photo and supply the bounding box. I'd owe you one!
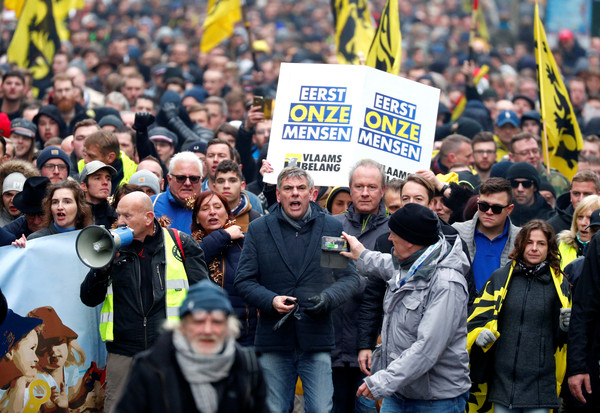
[162,102,179,120]
[304,293,332,317]
[560,308,571,332]
[475,328,497,347]
[133,112,155,132]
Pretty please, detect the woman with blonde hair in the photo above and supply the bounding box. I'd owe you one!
[557,195,600,270]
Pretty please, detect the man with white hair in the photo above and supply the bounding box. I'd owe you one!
[115,280,268,412]
[81,192,209,412]
[151,151,203,234]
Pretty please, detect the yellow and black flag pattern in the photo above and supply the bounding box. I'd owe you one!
[332,0,374,65]
[201,0,241,53]
[7,0,62,84]
[7,0,82,96]
[534,3,582,181]
[365,0,401,74]
[466,262,570,412]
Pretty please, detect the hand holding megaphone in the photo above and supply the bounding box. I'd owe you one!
[76,225,135,269]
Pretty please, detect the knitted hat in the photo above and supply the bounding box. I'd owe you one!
[36,147,72,176]
[181,140,207,154]
[2,172,26,194]
[98,114,124,129]
[326,186,350,214]
[506,162,540,189]
[179,280,233,318]
[388,203,439,246]
[129,170,160,195]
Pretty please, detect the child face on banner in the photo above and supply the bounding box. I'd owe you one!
[7,330,39,378]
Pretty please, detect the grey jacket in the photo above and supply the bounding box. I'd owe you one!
[452,212,520,268]
[359,237,471,401]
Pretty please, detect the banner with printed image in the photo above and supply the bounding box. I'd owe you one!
[264,63,440,186]
[0,231,106,413]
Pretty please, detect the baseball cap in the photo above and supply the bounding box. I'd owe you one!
[79,160,117,183]
[495,110,519,127]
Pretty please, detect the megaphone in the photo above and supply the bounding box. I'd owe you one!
[76,225,134,269]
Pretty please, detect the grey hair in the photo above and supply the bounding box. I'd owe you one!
[348,159,385,187]
[168,151,203,176]
[105,91,130,112]
[276,166,314,191]
[163,314,241,339]
[205,96,228,118]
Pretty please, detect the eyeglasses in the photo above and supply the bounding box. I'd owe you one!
[42,163,67,171]
[510,179,534,189]
[171,174,201,184]
[477,201,511,214]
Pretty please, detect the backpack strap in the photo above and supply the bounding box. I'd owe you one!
[168,228,185,262]
[239,347,260,409]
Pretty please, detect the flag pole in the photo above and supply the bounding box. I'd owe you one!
[534,1,552,175]
[240,0,259,72]
[468,0,479,61]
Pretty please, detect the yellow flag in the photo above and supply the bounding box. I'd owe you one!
[201,0,241,53]
[7,0,61,84]
[7,0,84,95]
[332,0,375,65]
[534,3,582,180]
[365,0,401,74]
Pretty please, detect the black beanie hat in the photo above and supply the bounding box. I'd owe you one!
[506,162,540,189]
[388,203,439,246]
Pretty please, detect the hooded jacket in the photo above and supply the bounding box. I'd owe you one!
[358,237,471,400]
[548,192,573,235]
[33,105,68,146]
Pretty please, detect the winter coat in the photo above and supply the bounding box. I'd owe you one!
[509,192,556,226]
[234,203,361,352]
[198,230,257,346]
[332,200,389,367]
[115,331,269,413]
[467,262,570,412]
[359,237,471,400]
[452,212,520,270]
[80,223,209,356]
[152,189,194,234]
[548,192,573,235]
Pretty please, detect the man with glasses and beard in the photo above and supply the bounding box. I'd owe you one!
[452,178,520,291]
[152,151,203,234]
[505,162,556,226]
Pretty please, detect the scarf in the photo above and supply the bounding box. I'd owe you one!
[394,238,442,288]
[173,330,236,413]
[192,219,238,286]
[281,205,312,230]
[515,260,549,280]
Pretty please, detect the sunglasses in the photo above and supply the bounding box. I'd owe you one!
[477,201,510,214]
[172,174,201,184]
[510,179,534,189]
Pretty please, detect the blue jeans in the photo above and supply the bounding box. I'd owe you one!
[259,350,333,413]
[380,392,468,413]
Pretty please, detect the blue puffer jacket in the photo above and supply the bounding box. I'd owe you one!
[151,190,193,234]
[234,203,361,352]
[198,229,257,346]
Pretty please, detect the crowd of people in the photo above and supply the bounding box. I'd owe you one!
[0,0,599,412]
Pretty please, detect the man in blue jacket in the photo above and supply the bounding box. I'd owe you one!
[235,166,360,413]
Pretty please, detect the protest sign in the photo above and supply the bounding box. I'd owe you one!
[265,63,440,186]
[0,231,106,413]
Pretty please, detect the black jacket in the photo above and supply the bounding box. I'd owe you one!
[80,223,209,356]
[115,331,269,413]
[548,192,573,235]
[510,192,556,226]
[234,203,361,352]
[568,234,600,379]
[90,200,117,229]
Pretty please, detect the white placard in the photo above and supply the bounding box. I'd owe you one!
[265,63,441,186]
